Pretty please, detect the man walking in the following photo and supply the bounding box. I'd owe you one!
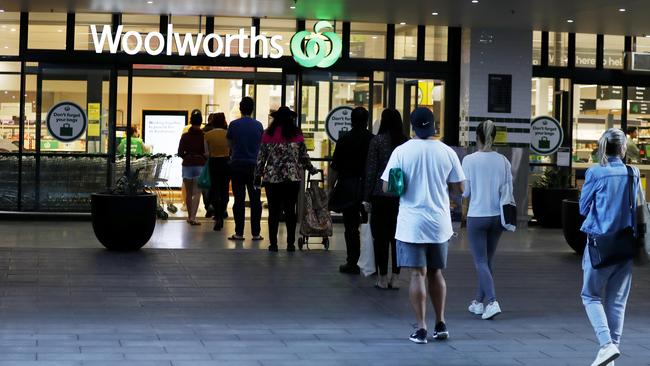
[330,107,373,274]
[381,107,464,344]
[226,97,264,241]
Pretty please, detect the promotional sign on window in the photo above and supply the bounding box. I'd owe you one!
[46,102,87,142]
[142,110,188,188]
[325,106,354,143]
[530,116,563,155]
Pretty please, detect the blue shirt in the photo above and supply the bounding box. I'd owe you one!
[579,157,640,236]
[226,116,264,165]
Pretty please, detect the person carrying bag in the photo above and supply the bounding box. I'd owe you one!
[578,128,642,366]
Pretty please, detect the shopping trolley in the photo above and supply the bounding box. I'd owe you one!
[298,170,332,250]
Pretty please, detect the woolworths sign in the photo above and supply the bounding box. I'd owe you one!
[90,20,341,68]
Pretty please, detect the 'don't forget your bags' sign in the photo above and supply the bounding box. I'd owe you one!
[46,102,88,143]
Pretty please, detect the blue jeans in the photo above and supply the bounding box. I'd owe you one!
[467,216,503,303]
[581,248,633,347]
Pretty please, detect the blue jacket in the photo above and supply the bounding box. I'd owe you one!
[579,157,640,236]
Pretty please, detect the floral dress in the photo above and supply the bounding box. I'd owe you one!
[255,128,315,184]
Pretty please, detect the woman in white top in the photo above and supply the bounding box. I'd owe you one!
[461,120,512,320]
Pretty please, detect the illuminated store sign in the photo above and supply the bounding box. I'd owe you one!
[90,21,342,68]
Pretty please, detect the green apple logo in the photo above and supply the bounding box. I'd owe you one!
[291,21,342,68]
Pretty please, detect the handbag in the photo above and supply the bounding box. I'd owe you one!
[588,165,639,269]
[634,186,650,266]
[387,168,406,196]
[197,162,211,190]
[499,156,517,232]
[357,213,376,277]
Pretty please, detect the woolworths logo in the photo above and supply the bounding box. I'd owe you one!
[89,21,341,68]
[290,21,342,68]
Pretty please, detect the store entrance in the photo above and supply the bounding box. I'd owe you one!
[395,77,445,139]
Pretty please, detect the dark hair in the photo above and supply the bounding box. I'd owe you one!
[377,109,407,148]
[627,127,638,135]
[476,120,497,149]
[209,112,228,129]
[267,108,300,140]
[127,126,137,136]
[240,97,255,116]
[351,107,369,129]
[190,109,202,126]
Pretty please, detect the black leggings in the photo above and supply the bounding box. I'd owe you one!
[265,181,300,247]
[371,196,400,275]
[208,157,230,219]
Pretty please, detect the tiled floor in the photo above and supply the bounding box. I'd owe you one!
[0,219,648,365]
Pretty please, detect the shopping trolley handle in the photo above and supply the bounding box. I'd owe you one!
[308,169,325,183]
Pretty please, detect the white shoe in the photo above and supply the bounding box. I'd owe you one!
[591,343,620,366]
[481,301,502,320]
[468,301,484,315]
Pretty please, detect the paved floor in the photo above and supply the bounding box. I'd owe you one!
[0,219,649,366]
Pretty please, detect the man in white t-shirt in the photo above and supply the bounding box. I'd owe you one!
[381,107,465,344]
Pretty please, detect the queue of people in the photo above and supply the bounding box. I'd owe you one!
[175,99,638,366]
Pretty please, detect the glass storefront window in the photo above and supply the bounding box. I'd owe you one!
[532,31,542,66]
[261,19,295,56]
[121,14,160,54]
[394,24,417,60]
[548,32,568,67]
[350,22,386,59]
[395,78,445,138]
[604,35,625,69]
[635,36,650,53]
[626,86,650,164]
[424,25,447,62]
[531,78,555,117]
[28,13,67,50]
[75,13,113,51]
[0,12,20,56]
[575,33,596,68]
[214,17,252,56]
[573,84,622,163]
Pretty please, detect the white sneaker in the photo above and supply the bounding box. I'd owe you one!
[481,301,502,320]
[591,343,620,366]
[468,301,484,315]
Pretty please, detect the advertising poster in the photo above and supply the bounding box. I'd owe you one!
[143,110,188,188]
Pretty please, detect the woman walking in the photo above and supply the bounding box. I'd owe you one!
[178,109,206,225]
[204,112,231,231]
[579,128,640,366]
[255,106,316,252]
[363,109,408,289]
[462,120,511,320]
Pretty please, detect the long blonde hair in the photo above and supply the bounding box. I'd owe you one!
[476,120,496,151]
[597,128,627,166]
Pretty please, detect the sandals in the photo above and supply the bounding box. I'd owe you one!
[228,234,244,241]
[186,219,201,226]
[252,236,264,241]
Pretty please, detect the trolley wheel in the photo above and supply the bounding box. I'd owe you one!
[298,237,305,250]
[323,237,330,250]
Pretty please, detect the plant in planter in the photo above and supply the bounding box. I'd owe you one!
[91,168,157,251]
[531,167,579,228]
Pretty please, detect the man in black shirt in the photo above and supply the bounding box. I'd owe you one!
[330,107,374,274]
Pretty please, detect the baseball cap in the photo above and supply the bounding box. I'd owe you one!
[410,107,435,138]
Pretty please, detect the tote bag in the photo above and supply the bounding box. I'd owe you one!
[197,162,211,190]
[499,156,517,232]
[635,184,650,266]
[357,213,376,277]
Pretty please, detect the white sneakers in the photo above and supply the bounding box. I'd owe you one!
[591,343,620,366]
[482,301,502,320]
[468,301,484,315]
[468,300,502,319]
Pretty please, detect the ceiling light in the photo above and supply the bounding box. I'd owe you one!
[57,29,63,33]
[146,0,153,4]
[432,12,439,16]
[472,0,479,3]
[372,36,378,39]
[10,28,16,32]
[3,46,7,49]
[399,22,406,25]
[619,8,626,12]
[290,6,296,9]
[646,34,650,38]
[567,19,574,23]
[0,9,4,13]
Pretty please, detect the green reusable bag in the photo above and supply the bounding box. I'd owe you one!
[198,162,211,190]
[387,168,405,196]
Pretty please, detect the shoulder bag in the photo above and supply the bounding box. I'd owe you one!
[588,165,639,269]
[387,168,406,196]
[634,176,650,266]
[499,156,517,232]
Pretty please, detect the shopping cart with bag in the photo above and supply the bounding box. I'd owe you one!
[298,170,332,250]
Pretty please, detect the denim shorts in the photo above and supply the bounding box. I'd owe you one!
[182,165,203,179]
[396,240,449,269]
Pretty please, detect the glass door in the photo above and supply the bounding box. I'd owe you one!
[395,78,446,138]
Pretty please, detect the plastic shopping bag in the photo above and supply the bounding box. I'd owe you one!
[198,162,211,190]
[357,213,376,277]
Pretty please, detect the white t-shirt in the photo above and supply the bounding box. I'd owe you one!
[462,151,512,217]
[381,139,465,244]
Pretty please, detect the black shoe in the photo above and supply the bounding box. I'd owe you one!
[339,263,360,274]
[287,244,296,252]
[409,328,428,344]
[268,245,279,252]
[433,322,449,340]
[205,209,214,218]
[222,211,229,219]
